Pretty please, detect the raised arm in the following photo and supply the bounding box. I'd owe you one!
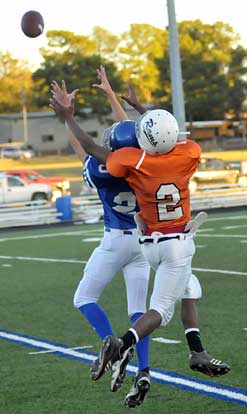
[50,80,110,165]
[51,81,88,163]
[93,65,128,121]
[121,82,147,115]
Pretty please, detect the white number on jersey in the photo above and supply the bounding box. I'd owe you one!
[112,191,136,215]
[156,183,183,221]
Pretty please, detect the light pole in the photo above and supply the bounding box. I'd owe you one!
[166,0,186,132]
[21,84,29,145]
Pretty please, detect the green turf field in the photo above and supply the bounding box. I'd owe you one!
[0,210,247,414]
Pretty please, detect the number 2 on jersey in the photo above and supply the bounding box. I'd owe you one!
[156,183,183,221]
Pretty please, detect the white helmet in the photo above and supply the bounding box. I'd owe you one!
[135,109,179,154]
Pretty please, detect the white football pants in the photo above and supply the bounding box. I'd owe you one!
[140,234,196,326]
[73,228,150,316]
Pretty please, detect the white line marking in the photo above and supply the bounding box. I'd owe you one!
[81,237,102,242]
[1,330,247,406]
[192,267,247,276]
[1,263,12,267]
[207,215,247,222]
[0,229,102,242]
[0,256,245,276]
[0,256,86,264]
[29,345,93,355]
[243,328,247,331]
[195,245,207,248]
[152,337,181,344]
[221,225,247,230]
[240,240,247,243]
[197,234,247,238]
[0,331,95,361]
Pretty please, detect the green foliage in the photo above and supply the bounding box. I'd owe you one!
[118,24,168,102]
[0,52,33,113]
[32,54,123,115]
[155,20,247,120]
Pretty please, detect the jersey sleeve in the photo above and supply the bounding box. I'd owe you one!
[188,140,202,158]
[106,148,130,178]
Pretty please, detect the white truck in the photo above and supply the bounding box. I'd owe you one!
[0,172,52,204]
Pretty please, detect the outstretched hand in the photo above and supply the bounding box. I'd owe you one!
[120,82,139,107]
[50,80,79,120]
[92,65,113,95]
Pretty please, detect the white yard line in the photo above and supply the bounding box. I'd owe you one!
[0,255,86,264]
[0,229,102,242]
[206,215,247,222]
[192,267,247,276]
[29,345,93,355]
[197,234,247,238]
[221,225,247,230]
[152,337,181,344]
[0,255,246,276]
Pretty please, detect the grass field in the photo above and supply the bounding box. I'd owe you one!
[0,210,247,414]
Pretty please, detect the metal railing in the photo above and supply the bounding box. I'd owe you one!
[0,201,62,228]
[0,184,246,229]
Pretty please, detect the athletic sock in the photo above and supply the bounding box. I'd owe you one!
[131,312,150,371]
[185,328,204,353]
[79,303,114,340]
[120,328,138,351]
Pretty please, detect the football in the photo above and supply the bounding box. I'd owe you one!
[21,10,44,38]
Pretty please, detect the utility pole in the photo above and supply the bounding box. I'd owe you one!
[21,85,29,145]
[166,0,186,131]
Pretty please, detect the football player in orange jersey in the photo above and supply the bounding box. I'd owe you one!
[50,79,230,404]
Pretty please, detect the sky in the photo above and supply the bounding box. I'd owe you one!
[1,0,247,68]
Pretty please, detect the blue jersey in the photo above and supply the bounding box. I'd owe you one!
[83,156,138,229]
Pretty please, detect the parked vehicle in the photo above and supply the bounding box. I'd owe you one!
[6,170,70,200]
[189,157,246,193]
[0,143,35,159]
[0,172,52,204]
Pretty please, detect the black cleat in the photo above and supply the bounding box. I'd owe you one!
[124,370,151,408]
[90,335,133,384]
[111,347,134,392]
[189,350,231,377]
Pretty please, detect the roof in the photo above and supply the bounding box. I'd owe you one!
[186,120,226,128]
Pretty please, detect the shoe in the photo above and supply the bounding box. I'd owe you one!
[111,347,134,392]
[124,370,151,408]
[189,350,231,377]
[90,335,133,383]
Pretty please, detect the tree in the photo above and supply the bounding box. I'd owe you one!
[91,26,119,60]
[32,31,123,115]
[155,20,247,120]
[117,24,168,102]
[0,51,33,113]
[226,46,247,118]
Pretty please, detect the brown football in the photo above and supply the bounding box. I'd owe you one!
[21,10,44,38]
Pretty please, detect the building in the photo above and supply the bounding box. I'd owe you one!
[0,108,137,154]
[0,110,246,154]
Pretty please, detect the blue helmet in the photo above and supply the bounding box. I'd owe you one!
[101,120,140,151]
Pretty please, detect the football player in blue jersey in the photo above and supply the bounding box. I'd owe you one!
[51,76,151,407]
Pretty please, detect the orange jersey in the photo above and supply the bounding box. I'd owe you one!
[106,139,201,230]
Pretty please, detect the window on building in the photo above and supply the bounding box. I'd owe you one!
[42,135,54,142]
